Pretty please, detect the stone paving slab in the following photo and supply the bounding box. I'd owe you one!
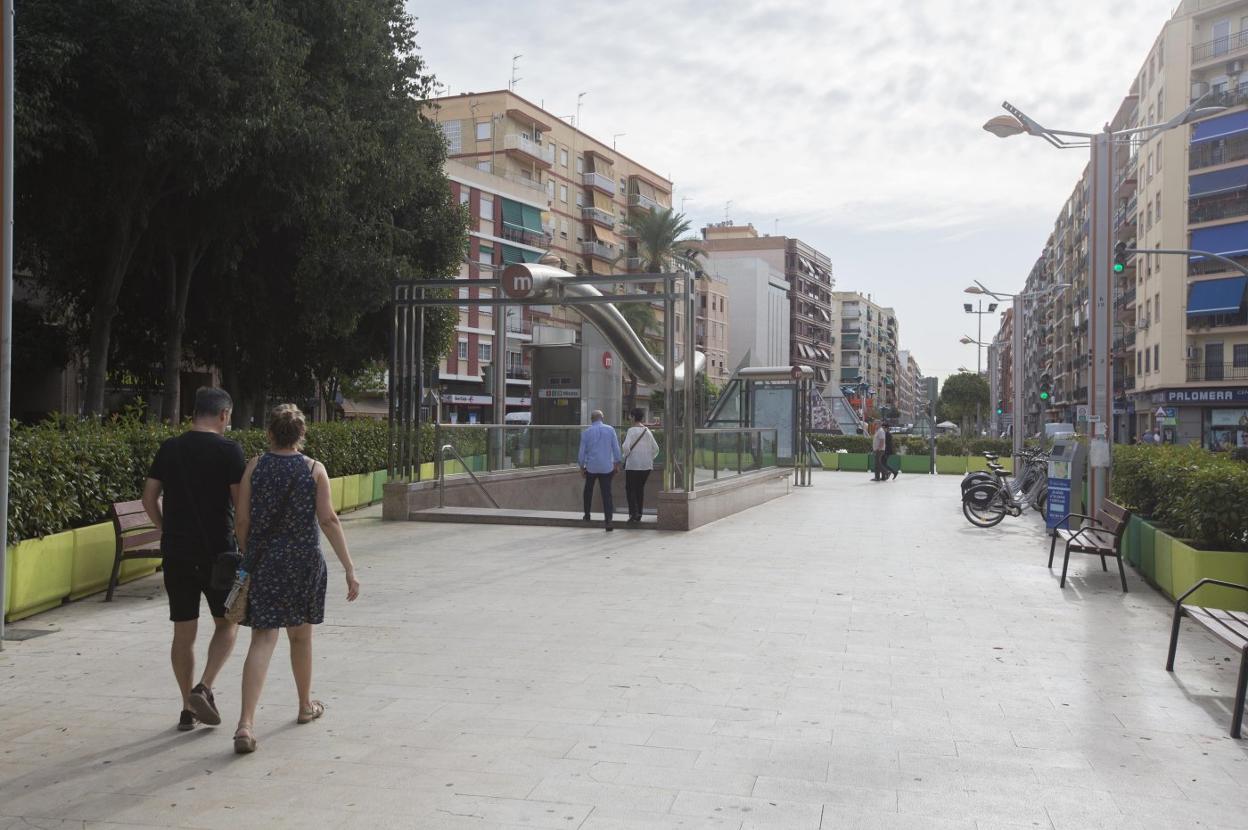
[1,473,1246,829]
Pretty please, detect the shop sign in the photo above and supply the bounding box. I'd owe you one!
[539,388,581,399]
[445,394,492,405]
[1155,388,1248,404]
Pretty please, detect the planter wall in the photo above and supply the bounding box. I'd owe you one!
[6,531,74,621]
[900,456,931,474]
[341,474,360,511]
[1124,515,1142,568]
[329,476,345,512]
[70,523,116,600]
[372,470,388,502]
[1169,539,1248,611]
[1153,530,1174,597]
[839,453,869,472]
[935,456,967,475]
[816,452,840,470]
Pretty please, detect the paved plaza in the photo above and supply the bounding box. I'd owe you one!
[1,472,1246,829]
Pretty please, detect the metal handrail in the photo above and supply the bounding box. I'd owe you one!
[438,443,500,509]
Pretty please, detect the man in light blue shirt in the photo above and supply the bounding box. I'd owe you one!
[579,409,622,531]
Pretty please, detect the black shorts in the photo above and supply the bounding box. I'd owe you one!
[163,555,229,622]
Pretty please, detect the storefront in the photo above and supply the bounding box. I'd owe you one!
[1147,388,1248,450]
[441,392,532,424]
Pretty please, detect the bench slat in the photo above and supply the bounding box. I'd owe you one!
[115,512,156,533]
[1184,606,1248,651]
[120,529,162,550]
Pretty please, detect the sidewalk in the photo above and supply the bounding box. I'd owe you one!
[1,473,1245,829]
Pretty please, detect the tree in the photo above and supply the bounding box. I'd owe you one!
[618,300,662,416]
[621,207,704,275]
[937,372,989,434]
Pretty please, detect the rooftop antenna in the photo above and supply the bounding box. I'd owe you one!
[724,200,732,221]
[612,132,625,150]
[509,54,523,91]
[575,91,587,128]
[681,196,695,213]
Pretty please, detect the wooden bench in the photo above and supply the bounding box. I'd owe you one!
[1047,499,1131,592]
[105,500,162,601]
[1166,579,1248,738]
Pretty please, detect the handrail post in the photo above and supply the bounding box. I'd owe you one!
[712,431,719,480]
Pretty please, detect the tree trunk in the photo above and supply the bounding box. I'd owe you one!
[624,371,637,418]
[160,244,207,423]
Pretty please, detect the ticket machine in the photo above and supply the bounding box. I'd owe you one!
[1046,435,1086,533]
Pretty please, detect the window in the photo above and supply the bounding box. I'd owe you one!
[1155,191,1161,222]
[1147,153,1154,179]
[1155,292,1161,323]
[457,339,468,360]
[458,187,470,206]
[478,342,492,363]
[575,158,584,174]
[478,245,493,265]
[1156,90,1163,119]
[1138,351,1143,374]
[1145,348,1151,372]
[477,160,491,173]
[1146,203,1153,230]
[559,184,568,203]
[561,149,568,167]
[1234,343,1248,367]
[440,121,463,154]
[575,192,583,208]
[479,194,494,230]
[475,120,491,141]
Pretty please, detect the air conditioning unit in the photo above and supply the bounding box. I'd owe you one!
[1193,80,1211,99]
[1228,60,1244,76]
[1138,317,1150,330]
[1185,345,1198,360]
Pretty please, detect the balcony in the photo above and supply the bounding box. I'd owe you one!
[1190,132,1248,171]
[1114,286,1137,308]
[581,240,616,261]
[582,171,616,195]
[502,133,555,167]
[628,192,663,212]
[500,225,552,248]
[1189,191,1248,224]
[506,366,532,380]
[1192,85,1248,110]
[1190,253,1248,277]
[1187,361,1248,381]
[1192,29,1248,63]
[581,206,615,229]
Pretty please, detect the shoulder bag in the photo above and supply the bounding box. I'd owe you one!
[623,426,650,458]
[224,457,305,624]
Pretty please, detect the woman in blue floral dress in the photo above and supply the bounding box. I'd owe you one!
[231,405,360,753]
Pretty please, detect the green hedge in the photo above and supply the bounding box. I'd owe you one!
[7,416,400,545]
[809,434,1014,457]
[1112,444,1248,552]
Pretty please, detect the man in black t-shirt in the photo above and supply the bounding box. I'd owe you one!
[143,387,246,732]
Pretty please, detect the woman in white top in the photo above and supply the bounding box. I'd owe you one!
[622,408,660,523]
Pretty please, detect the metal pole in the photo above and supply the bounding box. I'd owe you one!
[414,295,425,480]
[682,273,695,491]
[0,0,13,647]
[388,286,400,478]
[976,301,983,375]
[1089,129,1113,518]
[1012,293,1025,462]
[663,273,676,491]
[493,297,507,472]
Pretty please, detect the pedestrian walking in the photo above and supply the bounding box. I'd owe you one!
[622,408,659,523]
[883,423,898,480]
[579,409,622,531]
[871,420,887,481]
[142,387,246,732]
[230,405,360,754]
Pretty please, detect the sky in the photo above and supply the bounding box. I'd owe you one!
[407,0,1178,381]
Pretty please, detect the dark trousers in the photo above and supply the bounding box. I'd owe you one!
[625,469,650,519]
[583,472,615,524]
[873,450,886,479]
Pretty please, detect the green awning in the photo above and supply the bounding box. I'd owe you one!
[520,204,544,233]
[501,244,542,264]
[502,199,544,234]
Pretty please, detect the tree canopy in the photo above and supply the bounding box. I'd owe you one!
[937,372,990,430]
[15,0,466,421]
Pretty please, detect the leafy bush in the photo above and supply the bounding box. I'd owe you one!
[6,416,394,544]
[1112,444,1248,552]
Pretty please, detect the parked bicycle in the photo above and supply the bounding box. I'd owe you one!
[961,450,1049,528]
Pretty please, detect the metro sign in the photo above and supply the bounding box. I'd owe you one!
[501,264,534,299]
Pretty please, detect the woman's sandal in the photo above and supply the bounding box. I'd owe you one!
[233,727,257,754]
[297,700,325,724]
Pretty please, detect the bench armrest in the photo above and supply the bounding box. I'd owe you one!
[1176,578,1248,605]
[1064,512,1108,529]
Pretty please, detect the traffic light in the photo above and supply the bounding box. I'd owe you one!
[1113,241,1128,273]
[1039,373,1052,402]
[996,400,1004,415]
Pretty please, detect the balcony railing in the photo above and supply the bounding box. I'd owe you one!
[628,192,663,212]
[1114,287,1137,308]
[500,225,552,248]
[1187,362,1248,381]
[506,366,532,380]
[1192,29,1248,62]
[624,256,643,270]
[581,206,615,228]
[1190,253,1248,276]
[581,240,615,260]
[582,171,616,194]
[1190,131,1248,170]
[1192,85,1248,110]
[1189,191,1248,224]
[502,133,555,165]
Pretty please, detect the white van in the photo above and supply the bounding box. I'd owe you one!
[504,410,531,425]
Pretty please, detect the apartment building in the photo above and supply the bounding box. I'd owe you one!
[693,272,731,386]
[896,349,924,425]
[990,308,1015,435]
[829,292,902,420]
[1012,0,1248,449]
[694,250,790,370]
[694,223,835,384]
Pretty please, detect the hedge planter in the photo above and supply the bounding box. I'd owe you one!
[935,456,966,475]
[71,522,116,600]
[1124,515,1143,568]
[1152,530,1174,597]
[839,453,869,472]
[1137,520,1157,584]
[816,452,840,470]
[1168,537,1248,612]
[342,474,361,511]
[372,470,388,502]
[900,456,931,474]
[5,530,74,622]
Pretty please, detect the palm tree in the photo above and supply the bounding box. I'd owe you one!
[619,300,662,416]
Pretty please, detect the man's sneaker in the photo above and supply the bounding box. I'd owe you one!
[177,709,195,732]
[188,683,221,726]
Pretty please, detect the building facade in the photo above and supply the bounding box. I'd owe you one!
[829,292,901,420]
[993,308,1015,435]
[695,252,790,371]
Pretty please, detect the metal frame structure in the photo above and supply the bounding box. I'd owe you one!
[387,266,701,492]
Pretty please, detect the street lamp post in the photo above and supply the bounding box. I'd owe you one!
[958,335,992,437]
[962,301,996,374]
[983,98,1223,516]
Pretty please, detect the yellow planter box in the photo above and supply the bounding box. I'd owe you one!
[371,470,388,502]
[330,476,345,512]
[71,522,116,600]
[119,556,161,584]
[5,530,74,622]
[341,474,361,510]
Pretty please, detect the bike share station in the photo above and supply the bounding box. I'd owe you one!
[382,256,797,531]
[1045,430,1087,534]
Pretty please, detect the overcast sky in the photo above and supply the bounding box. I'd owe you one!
[408,0,1177,381]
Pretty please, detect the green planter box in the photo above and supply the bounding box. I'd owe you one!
[900,455,931,474]
[1169,537,1248,612]
[371,470,388,502]
[330,476,345,512]
[71,522,116,600]
[935,456,966,475]
[5,530,74,622]
[1138,520,1157,584]
[354,473,373,506]
[341,474,360,510]
[816,452,840,470]
[839,453,869,472]
[1153,530,1174,597]
[1124,515,1142,567]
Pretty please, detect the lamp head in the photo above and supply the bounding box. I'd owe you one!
[959,337,974,345]
[988,303,998,313]
[1183,106,1227,124]
[983,115,1027,138]
[964,285,984,295]
[963,303,974,313]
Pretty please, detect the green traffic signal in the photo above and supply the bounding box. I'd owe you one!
[1039,391,1050,400]
[1113,262,1124,273]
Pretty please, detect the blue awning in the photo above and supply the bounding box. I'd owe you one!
[1190,221,1248,258]
[1187,276,1248,315]
[1191,110,1248,144]
[1190,164,1248,198]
